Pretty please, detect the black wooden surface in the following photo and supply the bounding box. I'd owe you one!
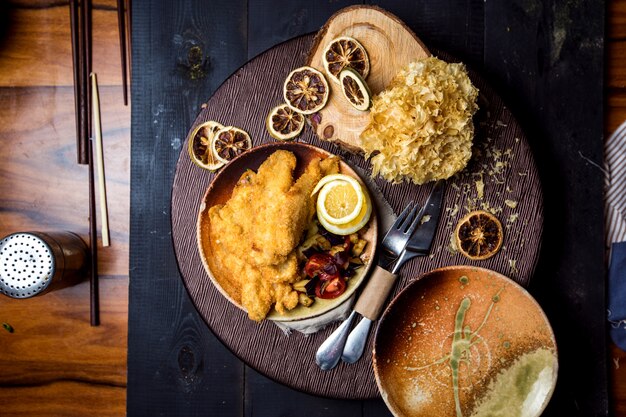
[129,1,607,416]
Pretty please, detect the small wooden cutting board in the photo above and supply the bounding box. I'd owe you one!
[307,5,430,152]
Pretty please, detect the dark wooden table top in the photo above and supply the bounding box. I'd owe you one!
[1,0,626,416]
[129,0,606,416]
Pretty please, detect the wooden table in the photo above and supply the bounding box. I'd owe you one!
[0,0,624,415]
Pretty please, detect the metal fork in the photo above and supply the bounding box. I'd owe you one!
[379,202,425,266]
[315,201,424,371]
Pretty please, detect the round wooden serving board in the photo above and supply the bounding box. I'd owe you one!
[307,6,430,152]
[171,34,543,398]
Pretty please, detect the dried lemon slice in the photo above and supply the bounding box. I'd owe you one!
[322,36,370,84]
[317,184,372,236]
[188,120,225,171]
[283,66,329,115]
[265,104,305,141]
[455,210,504,260]
[339,68,371,111]
[211,126,252,164]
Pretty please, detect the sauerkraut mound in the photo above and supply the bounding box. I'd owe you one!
[360,57,478,184]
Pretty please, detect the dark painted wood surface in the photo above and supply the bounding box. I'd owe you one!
[129,0,607,415]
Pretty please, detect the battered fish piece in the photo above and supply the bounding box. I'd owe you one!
[208,150,339,321]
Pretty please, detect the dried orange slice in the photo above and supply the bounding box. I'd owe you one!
[265,104,305,141]
[211,126,252,164]
[455,210,504,260]
[283,66,329,115]
[188,121,225,171]
[322,36,370,84]
[339,68,371,111]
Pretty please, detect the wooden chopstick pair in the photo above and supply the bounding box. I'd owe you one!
[88,72,110,327]
[69,0,112,326]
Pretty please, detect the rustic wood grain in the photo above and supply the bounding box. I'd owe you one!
[0,1,125,88]
[0,0,129,415]
[126,0,248,416]
[0,380,125,417]
[307,6,430,152]
[171,34,543,399]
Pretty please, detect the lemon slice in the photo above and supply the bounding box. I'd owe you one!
[211,126,252,164]
[339,68,371,111]
[317,179,364,225]
[188,121,226,171]
[283,66,330,115]
[317,186,372,236]
[322,36,370,84]
[266,104,305,141]
[311,173,362,196]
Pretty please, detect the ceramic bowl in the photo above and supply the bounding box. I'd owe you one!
[374,266,558,417]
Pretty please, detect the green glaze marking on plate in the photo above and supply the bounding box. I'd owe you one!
[468,348,556,417]
[451,297,472,417]
[405,288,504,417]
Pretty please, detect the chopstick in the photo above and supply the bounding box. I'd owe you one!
[117,0,128,105]
[82,0,93,138]
[69,0,104,325]
[69,0,87,164]
[88,130,100,327]
[126,0,132,86]
[90,73,110,247]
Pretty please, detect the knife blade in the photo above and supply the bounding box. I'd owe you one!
[405,180,445,255]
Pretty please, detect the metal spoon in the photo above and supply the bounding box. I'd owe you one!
[315,311,357,370]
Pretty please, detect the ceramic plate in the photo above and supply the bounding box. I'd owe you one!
[374,266,557,417]
[196,142,377,322]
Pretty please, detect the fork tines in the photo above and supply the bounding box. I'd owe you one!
[400,204,421,234]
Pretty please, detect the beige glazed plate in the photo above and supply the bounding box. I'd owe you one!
[196,142,378,322]
[374,266,558,417]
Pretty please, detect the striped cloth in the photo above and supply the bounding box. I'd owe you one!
[606,120,626,351]
[606,120,626,246]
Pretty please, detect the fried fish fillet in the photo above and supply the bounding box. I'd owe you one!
[208,150,339,321]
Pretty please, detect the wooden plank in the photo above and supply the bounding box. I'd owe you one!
[0,86,129,265]
[0,84,128,414]
[0,0,124,88]
[247,0,358,60]
[366,0,485,67]
[607,40,626,90]
[127,0,248,416]
[362,399,393,417]
[0,2,130,414]
[244,367,363,417]
[483,0,607,416]
[0,380,125,417]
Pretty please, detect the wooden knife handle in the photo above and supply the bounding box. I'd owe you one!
[354,265,398,321]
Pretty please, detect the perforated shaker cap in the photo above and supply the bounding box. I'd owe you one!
[0,233,56,298]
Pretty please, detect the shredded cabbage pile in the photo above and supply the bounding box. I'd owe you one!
[360,57,479,184]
